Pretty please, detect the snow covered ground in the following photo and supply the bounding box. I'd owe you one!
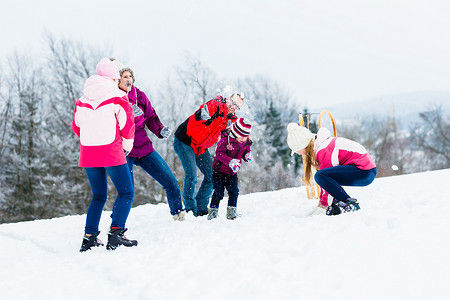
[1,169,449,300]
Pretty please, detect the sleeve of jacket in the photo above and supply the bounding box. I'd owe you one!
[215,138,233,167]
[115,95,135,152]
[141,90,164,137]
[71,101,81,138]
[194,99,220,121]
[242,144,252,162]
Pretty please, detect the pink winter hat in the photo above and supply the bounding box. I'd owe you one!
[96,57,120,80]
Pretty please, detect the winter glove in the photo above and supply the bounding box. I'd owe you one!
[200,105,210,120]
[160,127,172,139]
[229,159,241,174]
[132,103,144,117]
[245,152,253,162]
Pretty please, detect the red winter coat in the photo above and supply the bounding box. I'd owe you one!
[175,96,237,155]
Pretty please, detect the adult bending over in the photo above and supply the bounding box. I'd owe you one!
[174,93,244,216]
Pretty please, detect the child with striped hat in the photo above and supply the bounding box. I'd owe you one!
[208,118,253,220]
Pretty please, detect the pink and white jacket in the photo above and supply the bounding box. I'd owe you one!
[72,75,135,167]
[314,128,376,206]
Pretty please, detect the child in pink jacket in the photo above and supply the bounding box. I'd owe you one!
[73,58,137,251]
[286,123,377,216]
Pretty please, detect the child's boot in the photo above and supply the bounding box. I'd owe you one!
[80,231,104,252]
[173,211,186,221]
[207,208,219,220]
[106,228,138,250]
[226,206,239,220]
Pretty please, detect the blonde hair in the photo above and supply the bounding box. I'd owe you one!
[303,139,318,184]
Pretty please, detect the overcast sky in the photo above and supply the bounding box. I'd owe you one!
[2,0,450,108]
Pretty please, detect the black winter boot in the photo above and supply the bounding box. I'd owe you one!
[326,203,341,216]
[106,228,138,251]
[326,198,360,216]
[80,231,104,252]
[339,198,360,213]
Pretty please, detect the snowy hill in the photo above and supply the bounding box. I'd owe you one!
[314,90,450,128]
[1,169,449,300]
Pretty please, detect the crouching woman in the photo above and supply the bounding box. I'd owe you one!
[286,123,377,216]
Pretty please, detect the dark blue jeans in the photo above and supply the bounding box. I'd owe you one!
[210,170,239,208]
[84,164,134,234]
[173,137,213,215]
[314,165,377,201]
[126,151,183,215]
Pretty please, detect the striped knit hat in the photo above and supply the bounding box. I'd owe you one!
[231,118,252,138]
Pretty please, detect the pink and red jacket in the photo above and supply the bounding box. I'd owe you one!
[72,75,135,167]
[314,128,376,206]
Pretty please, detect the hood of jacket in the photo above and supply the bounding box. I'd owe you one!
[81,75,126,108]
[314,127,332,153]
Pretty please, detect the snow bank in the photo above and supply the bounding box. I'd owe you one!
[1,169,449,300]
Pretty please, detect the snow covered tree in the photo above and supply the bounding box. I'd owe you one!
[0,53,48,221]
[40,35,106,216]
[235,76,302,192]
[174,52,221,106]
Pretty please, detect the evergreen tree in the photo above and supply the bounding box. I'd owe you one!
[264,102,291,168]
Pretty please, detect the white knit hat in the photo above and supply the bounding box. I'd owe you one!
[109,58,135,83]
[286,123,315,155]
[109,57,126,71]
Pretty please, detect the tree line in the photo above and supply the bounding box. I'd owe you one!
[0,35,448,223]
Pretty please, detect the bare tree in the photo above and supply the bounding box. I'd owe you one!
[410,106,450,170]
[174,52,222,106]
[339,114,413,177]
[137,53,223,204]
[41,34,115,215]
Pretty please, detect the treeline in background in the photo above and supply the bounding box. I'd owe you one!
[0,35,448,223]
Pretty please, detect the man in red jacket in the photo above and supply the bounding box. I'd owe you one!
[174,93,244,216]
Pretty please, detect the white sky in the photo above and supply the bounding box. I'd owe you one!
[2,0,450,107]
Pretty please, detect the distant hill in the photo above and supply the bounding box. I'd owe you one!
[314,91,450,128]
